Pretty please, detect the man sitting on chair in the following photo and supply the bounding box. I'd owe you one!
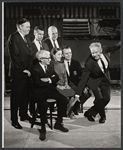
[31,50,69,141]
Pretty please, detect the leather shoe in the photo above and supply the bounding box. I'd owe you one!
[12,122,22,129]
[54,123,69,132]
[74,111,79,115]
[39,130,46,141]
[99,117,106,123]
[84,111,95,122]
[20,114,32,123]
[68,112,76,119]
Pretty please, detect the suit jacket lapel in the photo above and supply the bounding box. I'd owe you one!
[17,32,32,54]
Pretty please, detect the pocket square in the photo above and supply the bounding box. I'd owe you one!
[73,71,77,75]
[51,74,55,77]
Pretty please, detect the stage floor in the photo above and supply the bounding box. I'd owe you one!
[3,88,121,148]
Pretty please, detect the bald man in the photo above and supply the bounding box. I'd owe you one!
[43,26,63,52]
[31,50,69,141]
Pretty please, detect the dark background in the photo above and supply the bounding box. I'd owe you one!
[4,2,121,91]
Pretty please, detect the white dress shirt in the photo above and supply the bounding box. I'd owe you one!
[34,39,41,51]
[98,54,108,73]
[64,60,71,76]
[49,38,59,48]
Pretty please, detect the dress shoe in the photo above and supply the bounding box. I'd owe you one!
[99,117,106,123]
[39,130,46,141]
[36,113,40,118]
[68,112,76,119]
[12,122,22,129]
[20,114,32,123]
[84,111,95,122]
[54,123,69,132]
[74,111,79,115]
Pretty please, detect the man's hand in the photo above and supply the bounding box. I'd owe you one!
[117,41,121,47]
[57,85,65,90]
[65,84,71,89]
[74,95,80,102]
[40,78,49,82]
[23,70,31,77]
[83,87,88,94]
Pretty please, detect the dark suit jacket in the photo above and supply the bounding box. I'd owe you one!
[43,37,63,52]
[31,41,49,59]
[31,63,59,101]
[76,44,120,95]
[8,31,33,79]
[68,59,83,86]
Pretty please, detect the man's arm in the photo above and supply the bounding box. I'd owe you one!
[75,64,91,96]
[31,68,52,88]
[8,34,25,73]
[103,41,121,54]
[76,60,83,78]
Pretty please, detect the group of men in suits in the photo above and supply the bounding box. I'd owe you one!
[8,18,121,141]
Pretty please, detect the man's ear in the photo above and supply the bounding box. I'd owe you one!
[18,24,21,30]
[100,48,102,53]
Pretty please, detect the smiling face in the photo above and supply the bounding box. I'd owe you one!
[49,27,58,41]
[90,46,102,60]
[53,50,62,62]
[36,50,51,65]
[89,42,102,60]
[19,22,30,36]
[62,47,72,61]
[35,29,44,42]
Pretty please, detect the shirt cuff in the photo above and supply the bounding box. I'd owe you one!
[75,95,80,98]
[48,78,52,83]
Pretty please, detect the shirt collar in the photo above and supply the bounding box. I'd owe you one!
[18,31,25,39]
[64,59,71,64]
[34,39,41,44]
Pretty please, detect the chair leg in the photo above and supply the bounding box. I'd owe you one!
[49,104,53,130]
[31,113,36,128]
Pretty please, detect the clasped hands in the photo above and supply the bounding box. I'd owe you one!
[23,70,31,77]
[40,78,50,83]
[57,84,71,90]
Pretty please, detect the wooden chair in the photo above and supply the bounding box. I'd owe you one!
[31,99,57,130]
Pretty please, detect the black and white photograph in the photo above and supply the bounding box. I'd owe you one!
[3,0,121,148]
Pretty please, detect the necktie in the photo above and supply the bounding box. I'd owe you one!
[53,40,57,48]
[24,36,29,47]
[68,61,70,70]
[44,66,48,74]
[100,58,106,72]
[39,42,43,50]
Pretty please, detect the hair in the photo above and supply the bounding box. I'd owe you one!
[35,50,50,60]
[62,46,71,50]
[16,18,30,31]
[17,18,30,26]
[34,26,44,32]
[89,42,102,50]
[34,26,44,35]
[51,47,62,55]
[48,26,57,37]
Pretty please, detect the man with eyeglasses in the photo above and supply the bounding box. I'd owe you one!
[31,50,69,141]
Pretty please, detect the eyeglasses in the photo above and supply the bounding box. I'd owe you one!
[40,57,51,60]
